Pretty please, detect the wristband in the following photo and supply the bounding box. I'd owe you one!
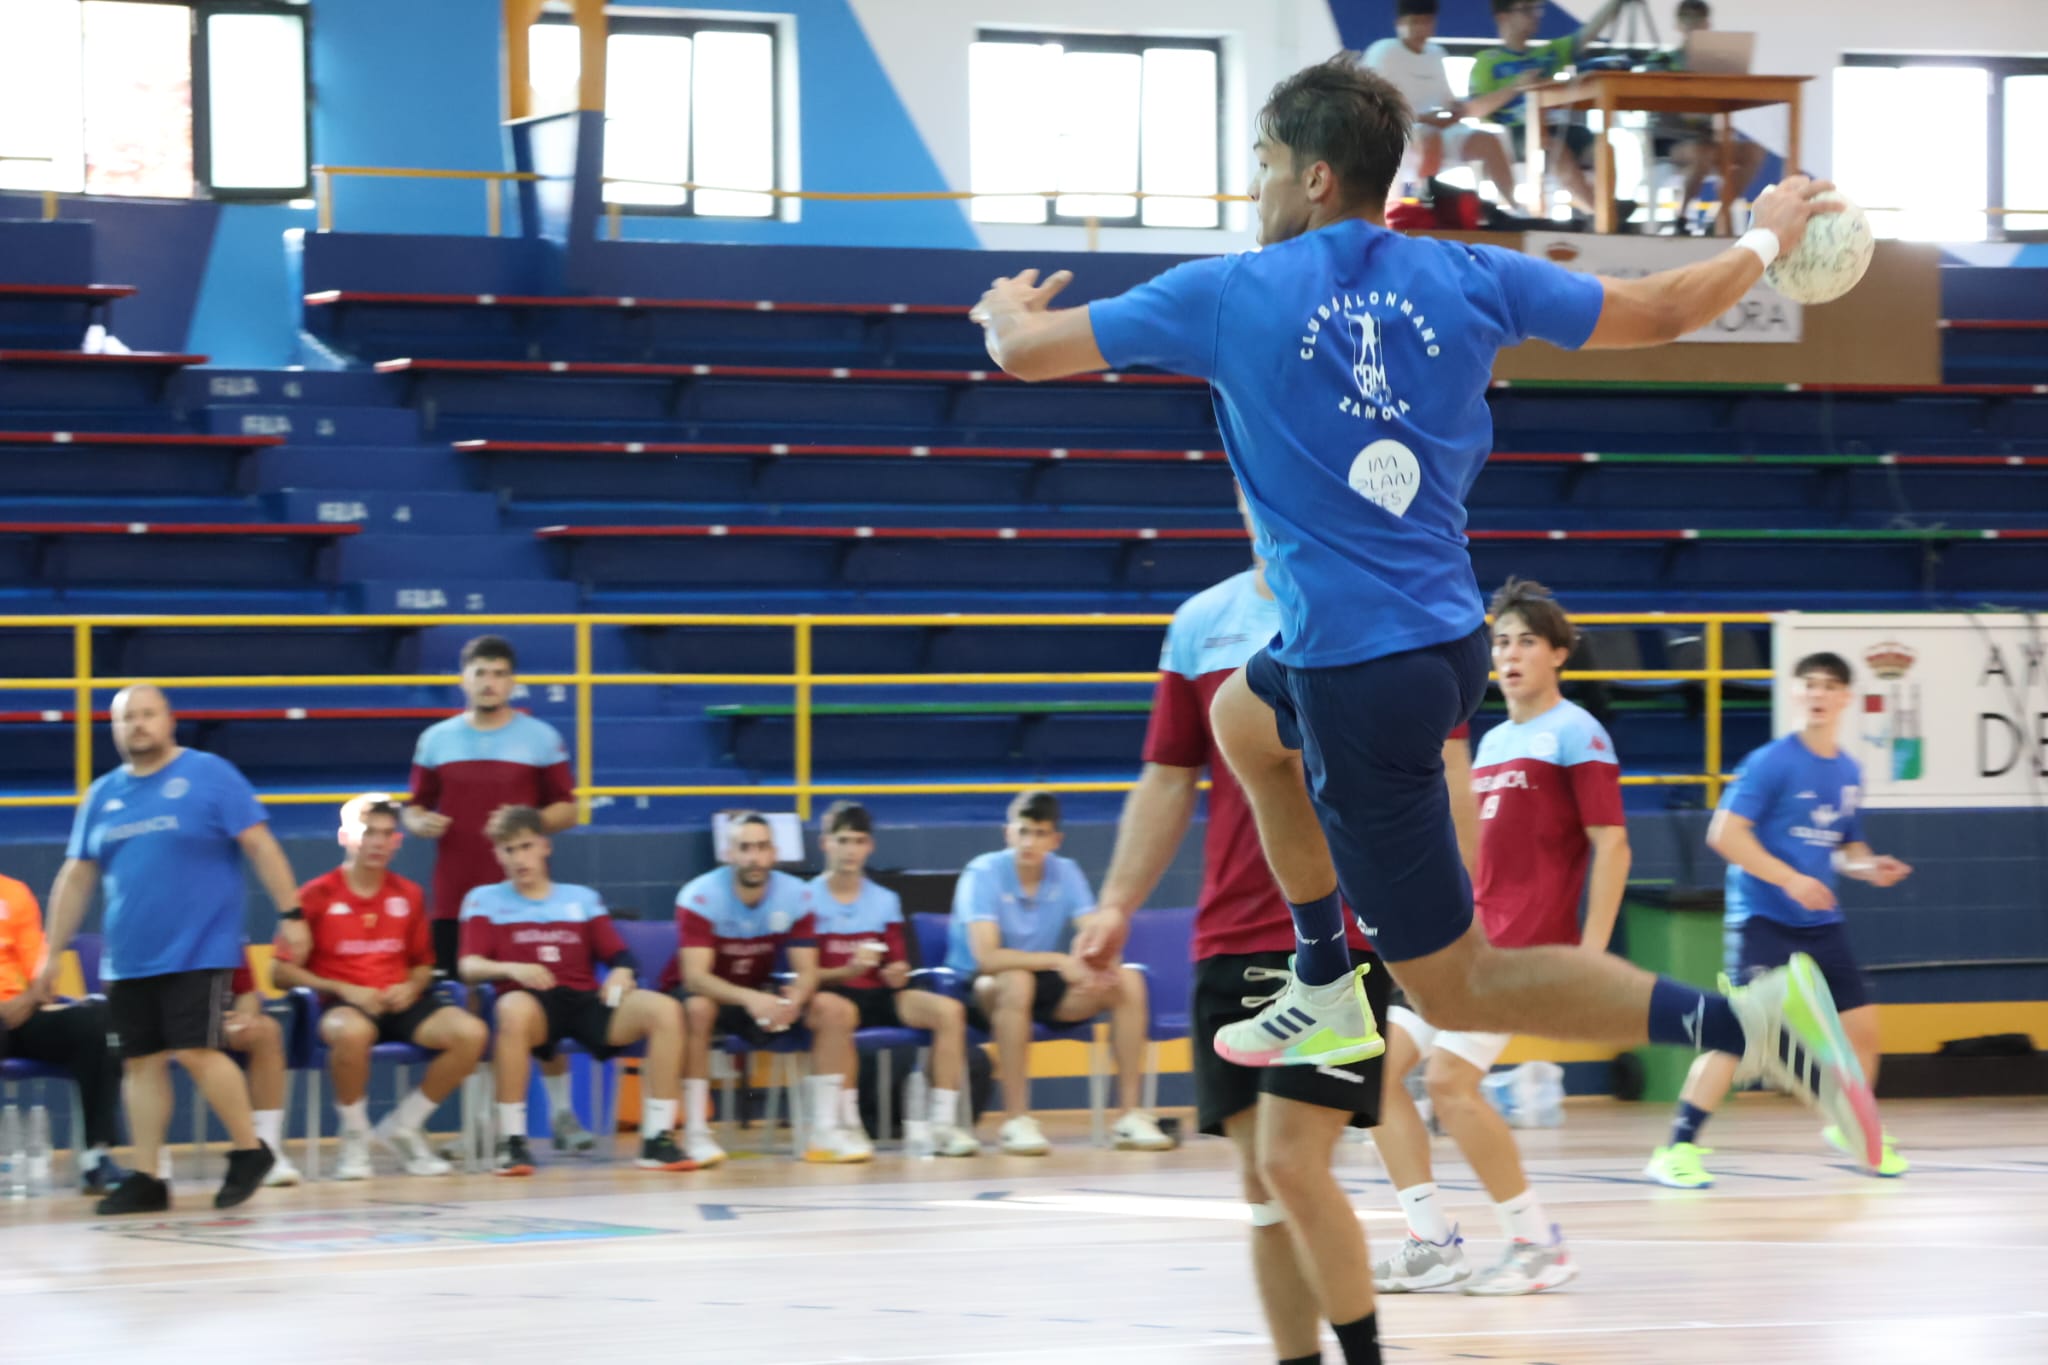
[279,907,305,922]
[1735,227,1780,270]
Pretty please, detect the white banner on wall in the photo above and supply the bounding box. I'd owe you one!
[1770,613,2048,809]
[1525,233,1803,343]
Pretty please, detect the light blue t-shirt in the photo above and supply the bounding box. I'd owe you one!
[1091,222,1606,668]
[65,749,267,981]
[945,849,1095,976]
[1720,734,1867,928]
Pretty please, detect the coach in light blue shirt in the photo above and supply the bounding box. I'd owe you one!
[32,685,312,1215]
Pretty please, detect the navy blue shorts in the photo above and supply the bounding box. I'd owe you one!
[1726,917,1870,1013]
[1243,626,1489,963]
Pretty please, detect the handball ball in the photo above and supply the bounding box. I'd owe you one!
[1763,191,1875,304]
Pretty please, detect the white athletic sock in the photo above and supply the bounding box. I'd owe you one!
[684,1079,711,1135]
[1497,1188,1549,1243]
[838,1085,861,1130]
[931,1088,960,1129]
[498,1102,528,1139]
[1397,1182,1454,1244]
[543,1071,573,1116]
[642,1098,678,1139]
[252,1109,284,1152]
[338,1099,371,1134]
[80,1145,110,1173]
[392,1088,437,1134]
[808,1074,843,1141]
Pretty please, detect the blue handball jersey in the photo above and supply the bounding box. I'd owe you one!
[1090,221,1605,669]
[1720,734,1867,928]
[945,849,1095,976]
[65,749,268,981]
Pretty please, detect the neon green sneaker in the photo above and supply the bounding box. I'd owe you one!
[1212,958,1385,1069]
[1728,953,1885,1171]
[1644,1142,1715,1189]
[1823,1125,1909,1177]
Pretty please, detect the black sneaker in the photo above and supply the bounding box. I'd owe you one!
[495,1135,537,1177]
[95,1170,171,1216]
[215,1142,276,1209]
[636,1132,700,1171]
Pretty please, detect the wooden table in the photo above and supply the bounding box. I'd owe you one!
[1524,71,1810,235]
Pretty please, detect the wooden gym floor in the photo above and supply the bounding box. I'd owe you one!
[5,1096,2046,1364]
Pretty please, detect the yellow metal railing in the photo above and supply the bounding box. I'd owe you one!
[0,612,1772,815]
[312,165,545,237]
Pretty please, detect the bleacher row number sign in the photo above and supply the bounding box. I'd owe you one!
[1771,613,2048,808]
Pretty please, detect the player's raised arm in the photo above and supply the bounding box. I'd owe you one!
[970,269,1106,380]
[1584,176,1840,350]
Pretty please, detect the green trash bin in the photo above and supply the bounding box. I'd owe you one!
[1621,885,1726,1103]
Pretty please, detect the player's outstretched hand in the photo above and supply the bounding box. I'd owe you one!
[1865,854,1913,887]
[969,268,1075,327]
[1748,175,1841,257]
[1784,873,1838,913]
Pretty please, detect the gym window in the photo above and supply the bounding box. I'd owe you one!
[969,30,1223,229]
[529,13,780,219]
[1838,54,2048,243]
[0,0,312,202]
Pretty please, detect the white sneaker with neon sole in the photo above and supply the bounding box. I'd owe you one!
[1460,1229,1579,1296]
[683,1130,728,1168]
[1212,960,1385,1069]
[1728,953,1884,1171]
[931,1124,981,1157]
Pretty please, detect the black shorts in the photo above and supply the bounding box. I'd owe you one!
[1194,951,1391,1136]
[827,985,904,1031]
[1727,917,1870,1014]
[107,969,234,1060]
[432,920,461,978]
[1509,120,1595,164]
[327,994,447,1046]
[1245,629,1487,963]
[532,987,620,1061]
[966,969,1069,1033]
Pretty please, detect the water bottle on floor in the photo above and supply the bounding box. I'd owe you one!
[1,1105,23,1200]
[902,1069,935,1160]
[26,1106,52,1196]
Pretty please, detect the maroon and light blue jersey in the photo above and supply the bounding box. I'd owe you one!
[664,867,815,991]
[807,874,908,991]
[458,880,629,994]
[1471,699,1625,947]
[409,713,574,921]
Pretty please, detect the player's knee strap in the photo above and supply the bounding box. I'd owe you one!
[1249,1200,1287,1227]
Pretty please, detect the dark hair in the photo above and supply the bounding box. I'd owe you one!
[1491,0,1521,13]
[724,810,772,843]
[460,634,517,670]
[1794,652,1853,686]
[1488,577,1577,652]
[485,805,546,845]
[822,800,872,836]
[358,799,402,828]
[1677,0,1710,14]
[1258,54,1411,210]
[1007,790,1063,830]
[1396,0,1438,16]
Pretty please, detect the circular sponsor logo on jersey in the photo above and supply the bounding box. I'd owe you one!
[769,912,791,934]
[163,776,190,800]
[1347,439,1421,518]
[385,896,410,918]
[1531,732,1559,759]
